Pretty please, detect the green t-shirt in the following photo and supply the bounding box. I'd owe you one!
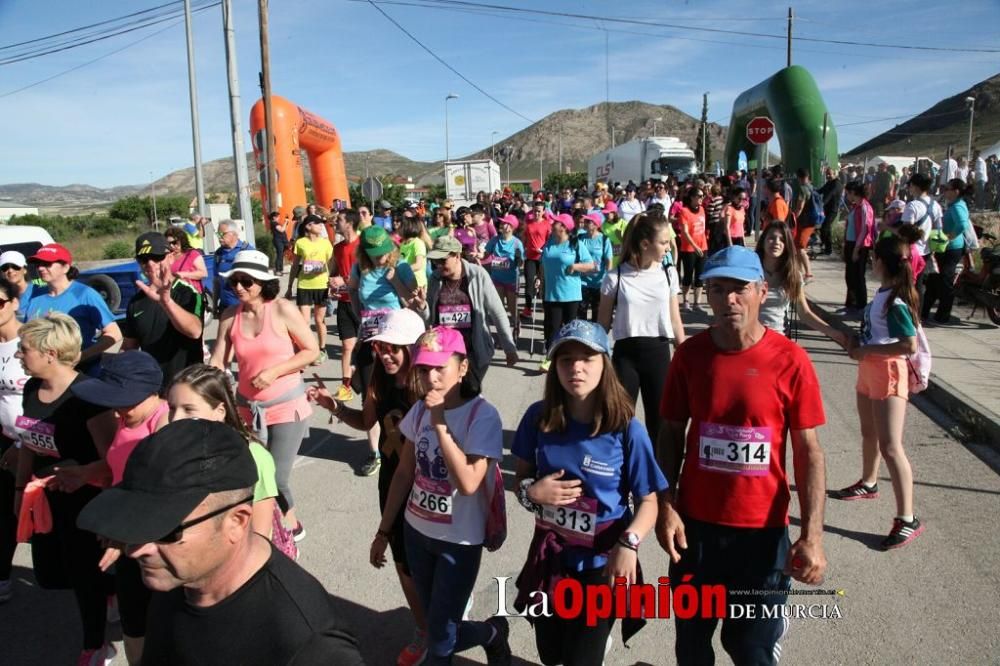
[429,226,453,241]
[399,238,428,287]
[602,219,628,266]
[249,441,279,502]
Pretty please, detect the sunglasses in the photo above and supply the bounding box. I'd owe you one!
[156,495,254,544]
[429,258,448,270]
[228,275,257,289]
[0,297,11,307]
[0,264,24,272]
[373,341,405,355]
[167,239,181,246]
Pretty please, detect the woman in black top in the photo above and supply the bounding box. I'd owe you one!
[308,308,428,665]
[13,312,117,664]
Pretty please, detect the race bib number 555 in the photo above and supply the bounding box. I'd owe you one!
[16,416,58,457]
[698,422,772,476]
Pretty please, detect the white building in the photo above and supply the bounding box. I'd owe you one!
[0,202,39,223]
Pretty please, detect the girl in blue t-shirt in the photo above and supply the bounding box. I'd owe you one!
[539,215,594,371]
[483,213,525,337]
[512,320,668,665]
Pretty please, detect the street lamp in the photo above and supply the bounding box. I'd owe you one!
[491,130,498,163]
[611,125,624,148]
[965,96,976,162]
[652,116,662,136]
[445,93,459,162]
[150,171,158,229]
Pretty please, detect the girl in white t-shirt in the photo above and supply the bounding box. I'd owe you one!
[0,277,28,603]
[598,212,685,442]
[378,326,511,664]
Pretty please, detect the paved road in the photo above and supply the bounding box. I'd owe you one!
[3,301,999,665]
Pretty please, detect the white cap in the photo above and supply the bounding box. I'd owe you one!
[367,309,426,346]
[0,251,27,268]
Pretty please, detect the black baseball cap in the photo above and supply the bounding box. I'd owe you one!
[303,214,324,225]
[71,351,163,408]
[134,232,169,258]
[77,419,258,544]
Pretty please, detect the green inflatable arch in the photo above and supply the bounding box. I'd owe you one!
[724,65,838,182]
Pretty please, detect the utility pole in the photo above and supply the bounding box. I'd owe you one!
[786,7,793,67]
[605,30,611,142]
[222,0,253,244]
[558,132,563,174]
[965,96,976,162]
[612,125,616,149]
[701,92,708,172]
[491,130,498,163]
[258,0,278,224]
[183,0,206,218]
[150,172,158,229]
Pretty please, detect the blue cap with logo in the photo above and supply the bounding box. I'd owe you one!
[547,319,611,359]
[700,245,765,283]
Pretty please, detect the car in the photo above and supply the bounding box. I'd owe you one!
[0,225,216,317]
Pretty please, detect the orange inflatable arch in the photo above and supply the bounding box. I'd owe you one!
[250,95,350,236]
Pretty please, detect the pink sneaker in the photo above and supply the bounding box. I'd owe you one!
[396,630,427,666]
[78,643,116,666]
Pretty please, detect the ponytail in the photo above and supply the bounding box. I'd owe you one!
[874,236,919,322]
[947,178,975,203]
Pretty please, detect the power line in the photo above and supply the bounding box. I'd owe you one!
[0,1,219,66]
[0,19,185,99]
[382,0,1000,54]
[365,0,536,124]
[0,1,181,51]
[837,109,969,127]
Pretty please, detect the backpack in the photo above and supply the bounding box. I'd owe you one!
[906,326,932,394]
[271,503,299,561]
[413,398,507,552]
[805,188,826,228]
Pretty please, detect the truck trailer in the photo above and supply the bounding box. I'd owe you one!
[588,137,698,188]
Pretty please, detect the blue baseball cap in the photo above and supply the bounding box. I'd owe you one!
[547,320,611,359]
[700,245,765,283]
[71,350,163,408]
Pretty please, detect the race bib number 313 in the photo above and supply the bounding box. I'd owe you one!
[538,496,598,547]
[698,422,772,476]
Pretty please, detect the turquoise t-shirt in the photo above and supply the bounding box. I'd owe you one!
[351,261,416,311]
[25,280,116,350]
[578,232,613,290]
[942,199,969,252]
[541,239,593,303]
[484,235,524,286]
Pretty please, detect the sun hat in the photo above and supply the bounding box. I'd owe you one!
[28,243,72,265]
[547,319,611,359]
[71,351,163,408]
[367,309,426,346]
[412,326,466,367]
[0,251,27,268]
[700,245,765,283]
[360,226,396,258]
[427,235,463,259]
[554,213,575,232]
[76,419,258,544]
[218,249,276,282]
[134,232,169,258]
[499,214,520,231]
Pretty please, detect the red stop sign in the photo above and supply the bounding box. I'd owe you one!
[746,116,775,145]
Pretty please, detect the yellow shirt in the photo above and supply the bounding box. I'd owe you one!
[294,236,333,290]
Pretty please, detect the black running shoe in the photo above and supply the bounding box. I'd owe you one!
[484,616,511,666]
[828,480,879,501]
[881,517,925,550]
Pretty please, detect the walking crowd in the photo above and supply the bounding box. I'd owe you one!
[1,159,970,665]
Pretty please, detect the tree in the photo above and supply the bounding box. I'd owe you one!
[109,194,188,225]
[425,184,446,203]
[695,93,712,172]
[544,172,588,193]
[347,175,410,210]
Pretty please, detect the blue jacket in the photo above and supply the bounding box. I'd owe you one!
[214,240,254,308]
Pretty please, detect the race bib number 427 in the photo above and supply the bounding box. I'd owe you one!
[698,422,772,476]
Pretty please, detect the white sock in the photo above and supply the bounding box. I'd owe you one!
[898,515,914,523]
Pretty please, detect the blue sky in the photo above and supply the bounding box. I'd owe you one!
[1,0,998,188]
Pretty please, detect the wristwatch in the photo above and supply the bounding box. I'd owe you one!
[518,477,540,514]
[618,531,641,551]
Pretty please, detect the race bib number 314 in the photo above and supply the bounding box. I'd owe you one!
[698,422,772,476]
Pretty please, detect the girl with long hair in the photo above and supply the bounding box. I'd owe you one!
[598,212,686,442]
[676,188,708,310]
[922,178,972,323]
[830,236,924,550]
[754,221,846,345]
[377,326,510,664]
[308,309,429,666]
[512,320,667,665]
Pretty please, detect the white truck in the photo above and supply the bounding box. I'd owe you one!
[445,159,502,207]
[588,137,698,188]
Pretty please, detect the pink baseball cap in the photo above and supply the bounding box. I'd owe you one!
[603,201,618,214]
[585,213,602,225]
[412,326,467,367]
[499,214,519,231]
[554,213,575,232]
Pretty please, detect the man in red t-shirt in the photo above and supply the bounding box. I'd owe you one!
[520,200,551,317]
[330,209,361,400]
[655,245,827,665]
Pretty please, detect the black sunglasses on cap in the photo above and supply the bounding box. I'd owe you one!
[0,264,24,272]
[155,495,253,544]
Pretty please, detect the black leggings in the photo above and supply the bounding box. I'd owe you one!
[524,259,542,309]
[612,337,671,442]
[578,287,601,322]
[542,301,579,348]
[680,252,705,288]
[0,438,15,581]
[533,567,615,666]
[923,248,963,322]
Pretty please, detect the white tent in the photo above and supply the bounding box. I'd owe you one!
[982,140,1000,159]
[867,155,939,172]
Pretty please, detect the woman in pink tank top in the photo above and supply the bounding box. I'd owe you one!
[210,250,318,540]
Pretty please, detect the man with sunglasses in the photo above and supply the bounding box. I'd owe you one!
[213,220,254,315]
[78,419,364,665]
[121,233,204,389]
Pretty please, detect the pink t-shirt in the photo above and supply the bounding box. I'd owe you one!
[107,400,169,485]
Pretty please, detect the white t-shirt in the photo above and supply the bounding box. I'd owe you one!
[0,338,29,440]
[974,157,987,182]
[760,270,789,333]
[940,158,957,184]
[901,195,943,256]
[401,396,503,545]
[957,167,969,182]
[601,263,680,340]
[647,195,672,210]
[618,198,645,222]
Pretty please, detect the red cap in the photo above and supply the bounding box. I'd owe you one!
[28,243,73,264]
